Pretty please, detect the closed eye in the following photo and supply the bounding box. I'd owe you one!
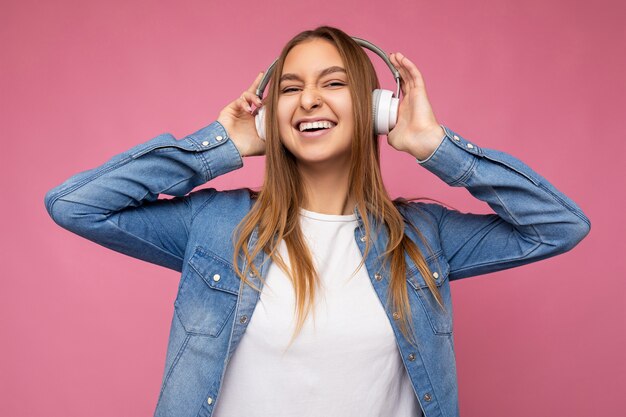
[281,82,347,94]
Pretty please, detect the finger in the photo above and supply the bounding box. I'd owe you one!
[238,96,252,113]
[240,91,262,113]
[246,74,265,106]
[244,90,263,108]
[393,54,411,91]
[391,53,413,93]
[247,71,265,93]
[394,52,415,89]
[400,56,425,90]
[390,53,408,96]
[239,92,253,113]
[397,53,425,90]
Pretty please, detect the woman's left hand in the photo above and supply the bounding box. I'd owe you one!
[387,52,445,160]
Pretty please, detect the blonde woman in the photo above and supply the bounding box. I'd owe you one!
[44,26,591,417]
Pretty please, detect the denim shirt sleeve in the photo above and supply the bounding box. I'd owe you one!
[44,120,243,272]
[413,125,591,280]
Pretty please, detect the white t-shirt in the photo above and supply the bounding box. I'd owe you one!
[213,207,422,417]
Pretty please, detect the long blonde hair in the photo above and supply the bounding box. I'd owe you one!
[231,26,444,347]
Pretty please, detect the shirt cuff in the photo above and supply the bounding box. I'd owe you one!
[184,120,244,181]
[416,124,484,186]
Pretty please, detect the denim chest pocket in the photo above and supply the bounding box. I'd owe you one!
[406,251,453,335]
[174,246,240,337]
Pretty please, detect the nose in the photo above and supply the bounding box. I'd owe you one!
[300,87,323,110]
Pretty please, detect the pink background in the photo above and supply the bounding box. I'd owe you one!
[2,0,624,415]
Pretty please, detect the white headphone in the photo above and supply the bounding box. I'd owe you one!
[254,36,401,141]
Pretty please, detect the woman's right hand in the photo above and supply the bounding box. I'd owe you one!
[217,71,267,157]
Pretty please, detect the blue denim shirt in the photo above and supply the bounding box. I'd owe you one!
[44,121,591,417]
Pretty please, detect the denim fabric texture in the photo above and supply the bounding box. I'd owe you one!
[44,120,591,417]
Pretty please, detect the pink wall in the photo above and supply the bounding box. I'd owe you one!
[2,0,623,415]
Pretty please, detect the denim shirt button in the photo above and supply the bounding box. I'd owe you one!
[467,143,474,149]
[392,311,400,320]
[374,273,382,281]
[360,235,367,242]
[207,397,213,405]
[433,272,439,279]
[212,274,221,282]
[202,140,210,146]
[408,353,416,361]
[239,315,248,324]
[423,393,432,401]
[453,135,460,141]
[216,135,223,141]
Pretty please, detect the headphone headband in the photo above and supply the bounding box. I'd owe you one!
[254,36,401,100]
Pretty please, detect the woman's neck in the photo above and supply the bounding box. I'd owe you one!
[298,160,355,216]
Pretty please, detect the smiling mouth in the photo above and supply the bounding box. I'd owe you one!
[296,124,337,138]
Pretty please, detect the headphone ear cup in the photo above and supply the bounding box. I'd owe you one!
[255,106,266,141]
[372,89,399,135]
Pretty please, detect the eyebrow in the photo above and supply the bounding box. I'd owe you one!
[279,66,347,84]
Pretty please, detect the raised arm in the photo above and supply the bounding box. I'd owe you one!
[387,51,590,280]
[413,125,590,280]
[45,72,268,272]
[44,121,244,272]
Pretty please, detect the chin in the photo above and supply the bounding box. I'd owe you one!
[295,148,351,164]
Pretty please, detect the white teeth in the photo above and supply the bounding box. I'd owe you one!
[298,120,336,131]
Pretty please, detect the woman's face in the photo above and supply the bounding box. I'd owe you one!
[277,38,354,167]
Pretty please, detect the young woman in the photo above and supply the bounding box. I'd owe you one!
[44,26,591,417]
